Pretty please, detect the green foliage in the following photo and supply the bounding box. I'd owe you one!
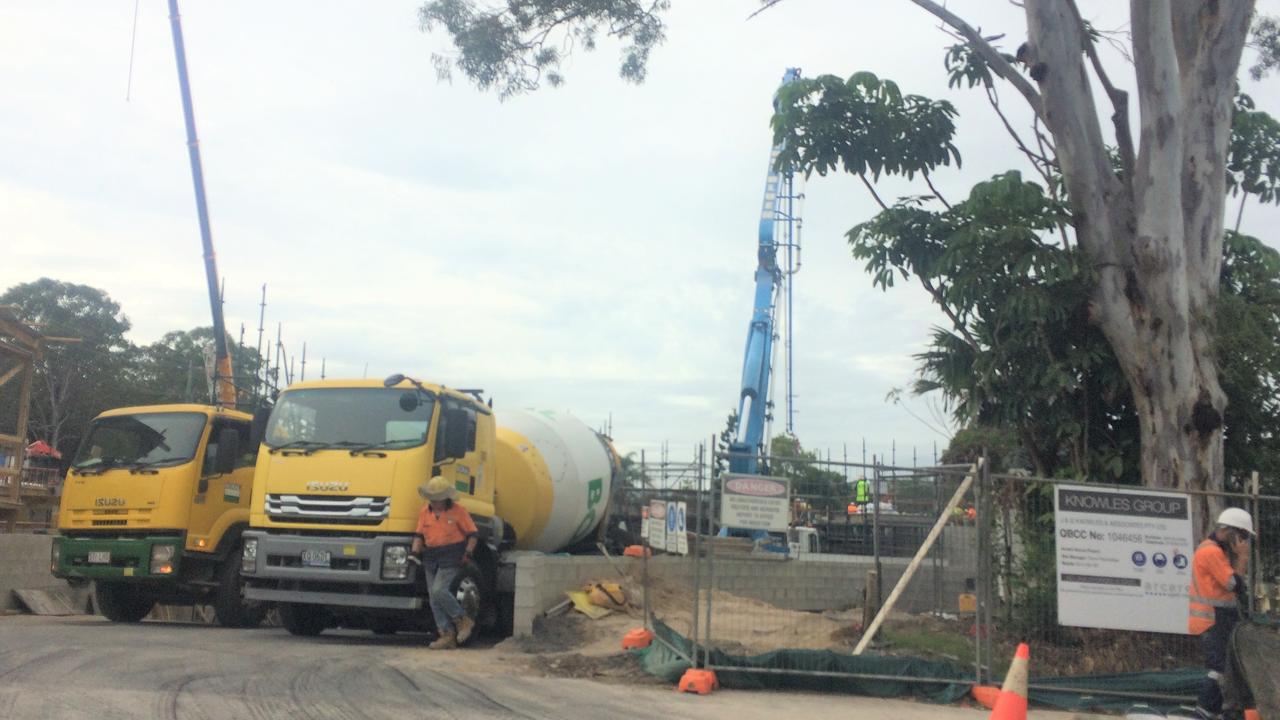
[1217,232,1280,493]
[132,327,263,407]
[1228,94,1280,205]
[772,72,960,182]
[2,278,276,459]
[767,434,847,510]
[1249,14,1280,81]
[0,279,137,456]
[418,0,670,98]
[940,425,1021,473]
[852,172,1133,479]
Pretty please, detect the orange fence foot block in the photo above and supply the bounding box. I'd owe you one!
[989,643,1029,720]
[970,685,1000,710]
[622,628,653,650]
[677,669,718,695]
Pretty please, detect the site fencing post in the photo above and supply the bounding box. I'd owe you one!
[690,441,704,666]
[1250,470,1260,616]
[703,446,718,669]
[873,457,882,606]
[980,451,993,684]
[973,453,988,685]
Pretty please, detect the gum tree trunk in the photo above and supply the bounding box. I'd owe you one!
[913,0,1254,535]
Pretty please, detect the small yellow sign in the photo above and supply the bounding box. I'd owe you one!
[343,545,356,556]
[124,568,134,577]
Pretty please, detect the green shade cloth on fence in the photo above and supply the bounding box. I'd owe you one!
[635,620,971,703]
[1027,669,1202,713]
[631,619,1264,714]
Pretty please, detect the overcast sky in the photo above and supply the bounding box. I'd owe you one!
[4,1,1278,471]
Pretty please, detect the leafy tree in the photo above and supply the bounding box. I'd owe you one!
[419,0,669,98]
[0,279,138,455]
[133,327,263,408]
[768,434,847,511]
[421,0,1267,533]
[1249,14,1280,81]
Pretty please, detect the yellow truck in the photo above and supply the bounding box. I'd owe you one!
[240,374,617,640]
[52,403,265,627]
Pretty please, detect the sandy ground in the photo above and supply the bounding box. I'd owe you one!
[0,615,1111,719]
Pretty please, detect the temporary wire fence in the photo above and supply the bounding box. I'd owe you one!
[629,448,1280,708]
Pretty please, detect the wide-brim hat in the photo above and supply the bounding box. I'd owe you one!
[418,475,456,501]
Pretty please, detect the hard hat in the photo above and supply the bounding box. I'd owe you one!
[1217,507,1255,537]
[418,475,456,501]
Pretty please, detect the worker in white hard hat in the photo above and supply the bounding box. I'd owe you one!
[1188,507,1254,720]
[410,475,478,649]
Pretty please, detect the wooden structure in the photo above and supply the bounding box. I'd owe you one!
[0,306,76,532]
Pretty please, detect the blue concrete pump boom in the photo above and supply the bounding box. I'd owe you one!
[728,68,802,474]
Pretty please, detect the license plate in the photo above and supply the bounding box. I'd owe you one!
[88,551,111,564]
[301,549,330,568]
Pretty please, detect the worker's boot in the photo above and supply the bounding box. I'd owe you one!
[455,615,476,645]
[429,630,457,650]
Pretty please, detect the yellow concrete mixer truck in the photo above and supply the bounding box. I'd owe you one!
[240,374,618,640]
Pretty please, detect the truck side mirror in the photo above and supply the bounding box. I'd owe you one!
[214,428,240,475]
[250,405,271,448]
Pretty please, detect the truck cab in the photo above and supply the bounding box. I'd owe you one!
[52,404,264,626]
[241,378,502,638]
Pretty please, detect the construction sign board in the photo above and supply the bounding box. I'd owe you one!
[720,474,790,531]
[1054,484,1194,635]
[665,501,679,553]
[648,500,666,550]
[676,501,689,555]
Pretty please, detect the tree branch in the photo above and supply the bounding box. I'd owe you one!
[984,84,1054,188]
[858,174,890,211]
[1068,0,1134,181]
[908,0,1044,118]
[922,170,952,210]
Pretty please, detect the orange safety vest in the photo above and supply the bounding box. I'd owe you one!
[1188,538,1238,635]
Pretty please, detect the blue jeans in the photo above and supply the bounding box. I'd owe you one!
[424,565,463,634]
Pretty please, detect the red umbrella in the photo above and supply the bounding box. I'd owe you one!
[25,440,61,460]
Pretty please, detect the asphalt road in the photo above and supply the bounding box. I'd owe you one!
[0,616,1103,720]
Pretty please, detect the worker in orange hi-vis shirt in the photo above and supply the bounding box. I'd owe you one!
[1187,508,1254,720]
[409,475,478,650]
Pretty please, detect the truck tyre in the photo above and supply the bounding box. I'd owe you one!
[279,603,327,637]
[450,563,486,646]
[213,554,267,629]
[94,581,154,623]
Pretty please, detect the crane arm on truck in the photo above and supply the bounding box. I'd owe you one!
[168,0,235,409]
[728,67,802,475]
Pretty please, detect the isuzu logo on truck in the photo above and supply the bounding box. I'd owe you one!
[306,482,349,492]
[94,497,126,507]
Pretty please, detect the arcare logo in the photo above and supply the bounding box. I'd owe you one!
[725,477,786,497]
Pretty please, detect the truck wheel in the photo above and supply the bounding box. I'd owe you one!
[94,581,154,623]
[213,553,267,629]
[450,564,486,646]
[279,603,327,637]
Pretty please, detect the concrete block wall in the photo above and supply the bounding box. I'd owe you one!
[510,549,980,636]
[0,533,74,612]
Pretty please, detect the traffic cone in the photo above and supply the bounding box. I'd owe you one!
[989,643,1030,720]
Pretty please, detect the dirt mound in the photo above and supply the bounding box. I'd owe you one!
[530,652,665,684]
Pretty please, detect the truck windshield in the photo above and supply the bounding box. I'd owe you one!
[72,412,208,470]
[265,388,435,450]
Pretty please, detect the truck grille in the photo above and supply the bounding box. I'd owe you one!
[264,494,390,525]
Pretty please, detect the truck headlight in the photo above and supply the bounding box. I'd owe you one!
[150,544,176,575]
[241,538,258,574]
[50,541,61,573]
[381,544,410,580]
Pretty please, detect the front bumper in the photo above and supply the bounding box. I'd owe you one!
[53,535,184,581]
[241,531,421,610]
